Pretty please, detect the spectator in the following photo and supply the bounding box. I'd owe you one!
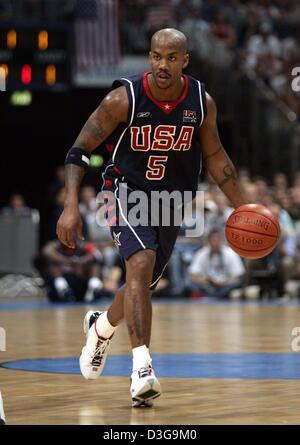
[270,201,295,240]
[120,0,148,54]
[238,167,251,185]
[223,0,248,38]
[118,0,298,113]
[253,176,269,202]
[79,185,118,274]
[38,239,103,302]
[1,193,33,217]
[179,7,213,60]
[103,254,125,296]
[261,190,275,207]
[79,185,110,244]
[282,22,300,61]
[211,10,236,49]
[103,253,171,298]
[255,51,282,83]
[200,196,218,238]
[245,21,281,73]
[188,229,245,298]
[242,182,261,204]
[273,172,289,192]
[204,192,233,241]
[238,3,260,47]
[290,186,300,223]
[245,202,295,299]
[48,187,88,241]
[279,61,300,117]
[79,185,99,239]
[244,247,286,299]
[285,234,300,298]
[168,195,204,296]
[270,202,296,292]
[277,194,293,216]
[144,0,176,40]
[202,0,220,23]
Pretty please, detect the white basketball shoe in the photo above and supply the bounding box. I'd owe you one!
[130,364,161,407]
[79,311,114,380]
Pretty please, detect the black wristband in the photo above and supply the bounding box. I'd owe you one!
[65,147,91,170]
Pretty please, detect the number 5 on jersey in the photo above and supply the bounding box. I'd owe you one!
[146,156,168,180]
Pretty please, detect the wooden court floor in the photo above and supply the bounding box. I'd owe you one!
[1,298,300,425]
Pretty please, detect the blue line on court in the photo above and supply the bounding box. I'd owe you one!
[1,298,300,312]
[0,300,111,311]
[2,353,300,380]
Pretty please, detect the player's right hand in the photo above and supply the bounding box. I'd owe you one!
[56,207,84,249]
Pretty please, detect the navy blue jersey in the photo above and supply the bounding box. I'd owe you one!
[102,72,207,196]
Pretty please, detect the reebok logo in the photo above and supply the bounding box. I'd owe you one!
[137,112,150,118]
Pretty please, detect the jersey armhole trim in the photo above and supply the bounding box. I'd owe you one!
[112,78,135,163]
[201,82,207,120]
[197,81,206,126]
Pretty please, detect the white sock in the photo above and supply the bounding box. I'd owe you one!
[54,277,69,296]
[132,345,152,371]
[85,278,103,302]
[88,277,103,290]
[95,311,116,339]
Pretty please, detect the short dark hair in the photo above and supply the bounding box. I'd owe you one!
[208,228,221,238]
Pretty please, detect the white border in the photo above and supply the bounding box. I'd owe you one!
[114,178,146,250]
[197,80,204,126]
[112,77,135,162]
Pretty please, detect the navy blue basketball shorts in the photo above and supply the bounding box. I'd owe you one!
[102,174,181,290]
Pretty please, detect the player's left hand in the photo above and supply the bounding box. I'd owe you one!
[56,206,84,249]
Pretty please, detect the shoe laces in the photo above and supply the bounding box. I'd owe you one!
[91,338,110,367]
[138,366,153,379]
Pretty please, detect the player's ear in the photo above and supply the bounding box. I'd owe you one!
[183,53,189,69]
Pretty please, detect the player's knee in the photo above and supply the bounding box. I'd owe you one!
[126,249,155,280]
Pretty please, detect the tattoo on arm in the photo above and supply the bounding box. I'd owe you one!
[65,164,86,191]
[81,119,105,141]
[201,119,223,161]
[75,101,115,148]
[203,146,222,160]
[218,164,237,188]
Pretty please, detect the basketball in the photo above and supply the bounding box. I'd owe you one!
[225,204,280,259]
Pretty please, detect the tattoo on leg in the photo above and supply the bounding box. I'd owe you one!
[218,164,237,188]
[132,295,143,343]
[127,324,134,337]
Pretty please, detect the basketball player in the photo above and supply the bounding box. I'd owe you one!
[57,28,246,407]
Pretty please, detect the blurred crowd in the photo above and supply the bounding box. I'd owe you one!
[1,0,300,301]
[0,0,74,22]
[1,0,299,115]
[3,165,300,302]
[121,0,300,117]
